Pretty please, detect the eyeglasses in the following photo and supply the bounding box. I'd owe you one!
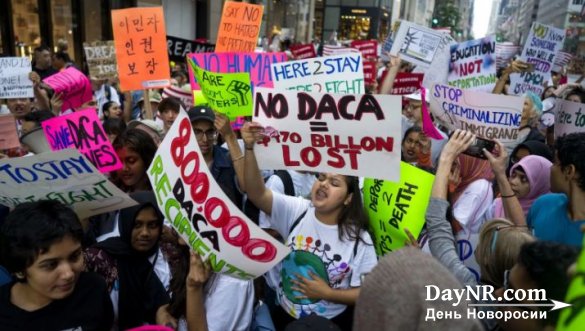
[490,225,530,253]
[194,129,217,140]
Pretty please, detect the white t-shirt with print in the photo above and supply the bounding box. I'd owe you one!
[269,193,377,319]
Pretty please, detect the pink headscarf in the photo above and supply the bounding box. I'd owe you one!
[493,155,552,218]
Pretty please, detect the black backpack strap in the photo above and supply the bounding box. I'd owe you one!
[289,209,308,234]
[274,170,295,196]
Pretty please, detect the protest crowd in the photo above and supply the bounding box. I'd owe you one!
[2,2,585,331]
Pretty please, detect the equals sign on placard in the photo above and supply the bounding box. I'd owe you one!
[310,121,329,132]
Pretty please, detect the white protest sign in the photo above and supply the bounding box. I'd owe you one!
[448,35,497,92]
[147,110,290,280]
[0,149,137,218]
[0,57,33,99]
[415,33,457,88]
[271,53,365,94]
[509,23,565,96]
[390,21,445,69]
[253,88,402,182]
[555,99,585,138]
[429,84,524,145]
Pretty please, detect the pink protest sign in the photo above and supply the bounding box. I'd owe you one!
[187,52,287,90]
[41,108,122,173]
[42,67,93,111]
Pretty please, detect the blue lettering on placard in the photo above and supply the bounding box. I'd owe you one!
[0,156,93,184]
[45,125,74,150]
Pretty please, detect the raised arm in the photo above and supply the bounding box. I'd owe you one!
[427,130,479,286]
[378,55,401,95]
[492,60,528,95]
[483,141,526,226]
[185,252,210,331]
[215,113,246,192]
[241,122,274,215]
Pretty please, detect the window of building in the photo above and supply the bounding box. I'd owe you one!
[11,0,41,57]
[51,0,75,60]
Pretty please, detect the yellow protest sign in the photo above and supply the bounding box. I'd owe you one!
[188,59,252,119]
[557,239,585,330]
[363,162,435,256]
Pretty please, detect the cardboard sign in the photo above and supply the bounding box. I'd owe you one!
[363,60,377,85]
[215,1,264,53]
[390,21,445,69]
[391,72,424,95]
[0,115,20,150]
[188,52,287,91]
[0,57,33,99]
[271,53,365,94]
[554,99,585,138]
[448,35,497,92]
[147,111,290,279]
[351,40,378,59]
[0,149,136,218]
[111,7,171,91]
[188,60,252,119]
[363,162,435,256]
[167,35,215,62]
[253,88,402,182]
[455,230,481,282]
[509,23,565,96]
[41,109,123,173]
[83,41,117,80]
[43,67,93,110]
[429,84,524,145]
[495,43,520,68]
[290,44,317,60]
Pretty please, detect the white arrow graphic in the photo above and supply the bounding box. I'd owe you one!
[468,300,571,311]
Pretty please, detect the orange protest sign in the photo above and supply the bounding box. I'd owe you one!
[215,1,264,53]
[111,7,170,91]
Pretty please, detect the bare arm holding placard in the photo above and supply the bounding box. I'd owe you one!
[483,141,527,226]
[242,122,274,215]
[215,113,246,192]
[492,60,529,95]
[378,55,402,95]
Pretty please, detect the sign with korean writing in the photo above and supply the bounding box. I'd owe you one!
[147,110,290,279]
[554,99,585,138]
[0,115,20,150]
[390,21,445,69]
[43,67,93,111]
[509,22,565,96]
[290,44,317,59]
[351,40,378,59]
[363,162,434,256]
[112,7,171,91]
[448,35,497,92]
[188,52,287,90]
[215,1,264,53]
[253,88,402,182]
[189,60,252,119]
[391,73,424,95]
[271,53,365,94]
[0,57,33,99]
[41,109,123,174]
[429,84,524,145]
[0,149,136,219]
[167,35,215,62]
[83,41,117,80]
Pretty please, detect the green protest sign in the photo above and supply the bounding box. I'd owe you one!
[557,236,585,330]
[188,58,252,119]
[363,162,435,256]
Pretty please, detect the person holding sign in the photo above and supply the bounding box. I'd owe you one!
[241,122,377,331]
[425,130,534,331]
[0,200,114,330]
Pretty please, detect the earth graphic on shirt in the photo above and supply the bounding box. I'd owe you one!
[281,250,329,305]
